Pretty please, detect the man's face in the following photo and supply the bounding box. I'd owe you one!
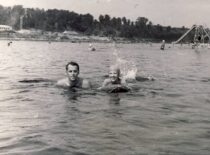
[109,69,119,83]
[66,65,79,81]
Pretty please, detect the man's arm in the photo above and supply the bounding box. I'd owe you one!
[82,79,91,89]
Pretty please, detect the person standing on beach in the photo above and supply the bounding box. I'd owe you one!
[56,61,91,89]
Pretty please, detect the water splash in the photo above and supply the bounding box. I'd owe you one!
[112,49,137,80]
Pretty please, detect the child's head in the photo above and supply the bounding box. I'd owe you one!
[109,65,121,83]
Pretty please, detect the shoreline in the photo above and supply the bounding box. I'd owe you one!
[0,33,160,44]
[0,37,142,43]
[0,37,160,44]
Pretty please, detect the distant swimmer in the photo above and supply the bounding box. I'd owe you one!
[98,65,130,93]
[56,61,91,89]
[8,41,12,46]
[149,42,152,46]
[160,40,165,50]
[89,43,96,51]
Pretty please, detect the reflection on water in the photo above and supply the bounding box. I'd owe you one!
[108,93,121,105]
[0,41,210,154]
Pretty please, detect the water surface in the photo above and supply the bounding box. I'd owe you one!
[0,41,210,155]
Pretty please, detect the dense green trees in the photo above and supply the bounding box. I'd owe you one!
[0,5,188,41]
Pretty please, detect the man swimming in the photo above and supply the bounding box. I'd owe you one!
[56,61,91,89]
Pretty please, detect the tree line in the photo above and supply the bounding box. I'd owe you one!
[0,5,190,42]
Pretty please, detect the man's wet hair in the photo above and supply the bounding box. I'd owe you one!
[66,61,80,72]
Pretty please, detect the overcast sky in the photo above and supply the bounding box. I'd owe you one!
[0,0,210,28]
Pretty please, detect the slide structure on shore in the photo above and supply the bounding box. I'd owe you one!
[172,25,210,47]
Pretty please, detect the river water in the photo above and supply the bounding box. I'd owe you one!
[0,41,210,155]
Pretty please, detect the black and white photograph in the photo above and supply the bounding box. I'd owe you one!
[0,0,210,154]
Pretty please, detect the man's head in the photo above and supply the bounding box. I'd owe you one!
[109,65,120,83]
[66,61,80,81]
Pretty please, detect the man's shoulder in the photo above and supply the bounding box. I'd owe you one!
[56,78,69,87]
[56,77,91,89]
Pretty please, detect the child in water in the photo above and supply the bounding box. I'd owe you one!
[98,65,130,92]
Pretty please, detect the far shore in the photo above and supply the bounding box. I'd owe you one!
[0,31,162,44]
[0,37,162,44]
